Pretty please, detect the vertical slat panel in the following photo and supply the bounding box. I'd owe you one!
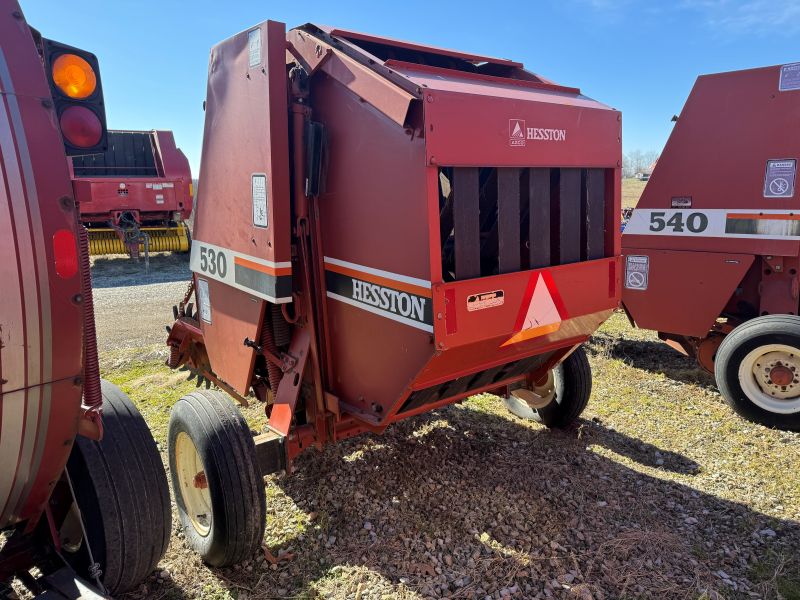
[528,168,551,268]
[559,168,581,264]
[453,167,480,280]
[585,168,606,260]
[497,168,520,274]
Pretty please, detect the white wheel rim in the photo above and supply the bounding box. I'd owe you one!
[175,431,212,536]
[738,344,800,414]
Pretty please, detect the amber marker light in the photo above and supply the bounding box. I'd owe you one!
[52,53,97,99]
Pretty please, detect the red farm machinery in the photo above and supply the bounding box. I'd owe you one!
[72,129,193,259]
[1,2,170,597]
[164,21,622,564]
[622,63,800,431]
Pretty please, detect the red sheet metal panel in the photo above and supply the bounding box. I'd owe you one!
[623,249,754,338]
[190,20,292,394]
[423,88,620,168]
[324,26,523,67]
[1,0,84,529]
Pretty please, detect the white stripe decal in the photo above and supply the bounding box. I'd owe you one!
[624,208,800,240]
[323,256,431,289]
[327,291,434,332]
[189,240,292,304]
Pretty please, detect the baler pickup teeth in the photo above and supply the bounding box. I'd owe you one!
[87,223,191,255]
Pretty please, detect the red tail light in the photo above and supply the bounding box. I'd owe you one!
[59,106,103,148]
[53,229,78,278]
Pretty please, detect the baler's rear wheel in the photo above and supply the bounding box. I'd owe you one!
[168,390,266,567]
[64,380,171,595]
[715,315,800,431]
[503,346,592,428]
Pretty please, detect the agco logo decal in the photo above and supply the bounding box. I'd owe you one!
[509,119,567,147]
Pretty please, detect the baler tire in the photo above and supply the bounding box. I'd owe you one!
[715,315,800,431]
[65,380,171,595]
[533,346,592,428]
[168,390,266,567]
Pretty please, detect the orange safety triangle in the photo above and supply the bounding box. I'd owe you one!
[501,271,568,347]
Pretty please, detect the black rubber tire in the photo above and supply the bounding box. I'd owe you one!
[714,315,800,431]
[66,380,171,595]
[167,390,266,567]
[534,346,593,428]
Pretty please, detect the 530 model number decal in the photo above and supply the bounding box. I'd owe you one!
[198,245,228,278]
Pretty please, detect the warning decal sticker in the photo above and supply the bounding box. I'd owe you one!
[252,173,268,227]
[248,28,262,68]
[467,290,505,312]
[779,63,800,92]
[625,255,649,291]
[764,159,796,198]
[501,272,567,347]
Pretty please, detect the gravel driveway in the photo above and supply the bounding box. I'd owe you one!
[91,253,191,355]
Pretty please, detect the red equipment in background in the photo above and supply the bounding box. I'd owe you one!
[72,129,193,258]
[165,21,621,566]
[1,3,169,596]
[622,63,800,430]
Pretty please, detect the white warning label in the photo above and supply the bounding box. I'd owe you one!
[248,28,262,68]
[625,255,649,291]
[252,174,268,227]
[779,62,800,92]
[764,159,796,198]
[197,278,212,323]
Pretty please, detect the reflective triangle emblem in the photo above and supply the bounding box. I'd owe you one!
[501,271,568,347]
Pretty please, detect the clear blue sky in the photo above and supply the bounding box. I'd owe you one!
[24,1,800,175]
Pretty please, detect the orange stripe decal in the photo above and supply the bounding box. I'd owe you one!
[324,262,432,298]
[234,256,292,277]
[727,213,800,221]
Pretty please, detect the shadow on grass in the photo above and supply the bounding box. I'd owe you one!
[589,335,717,390]
[167,404,799,600]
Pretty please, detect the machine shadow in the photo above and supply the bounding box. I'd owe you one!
[217,404,796,598]
[90,252,190,288]
[595,335,717,390]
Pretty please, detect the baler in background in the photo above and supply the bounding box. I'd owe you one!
[72,128,193,260]
[622,63,800,431]
[0,2,170,596]
[165,21,622,565]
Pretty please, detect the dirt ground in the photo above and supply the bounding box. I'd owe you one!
[88,253,800,600]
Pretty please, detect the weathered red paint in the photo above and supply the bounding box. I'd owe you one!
[0,0,85,531]
[168,21,621,468]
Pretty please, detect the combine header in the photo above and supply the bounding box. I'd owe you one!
[72,129,193,258]
[623,63,800,430]
[165,21,621,564]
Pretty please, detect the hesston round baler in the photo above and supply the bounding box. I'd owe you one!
[73,129,193,261]
[622,63,800,430]
[0,2,170,597]
[165,21,622,564]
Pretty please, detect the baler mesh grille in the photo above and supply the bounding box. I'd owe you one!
[438,167,608,281]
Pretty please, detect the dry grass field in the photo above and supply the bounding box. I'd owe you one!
[622,178,647,209]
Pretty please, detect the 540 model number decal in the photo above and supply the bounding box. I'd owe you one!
[624,208,800,240]
[646,211,708,233]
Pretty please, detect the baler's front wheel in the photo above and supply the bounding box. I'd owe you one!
[503,346,592,428]
[168,390,266,567]
[715,315,800,431]
[64,380,171,595]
